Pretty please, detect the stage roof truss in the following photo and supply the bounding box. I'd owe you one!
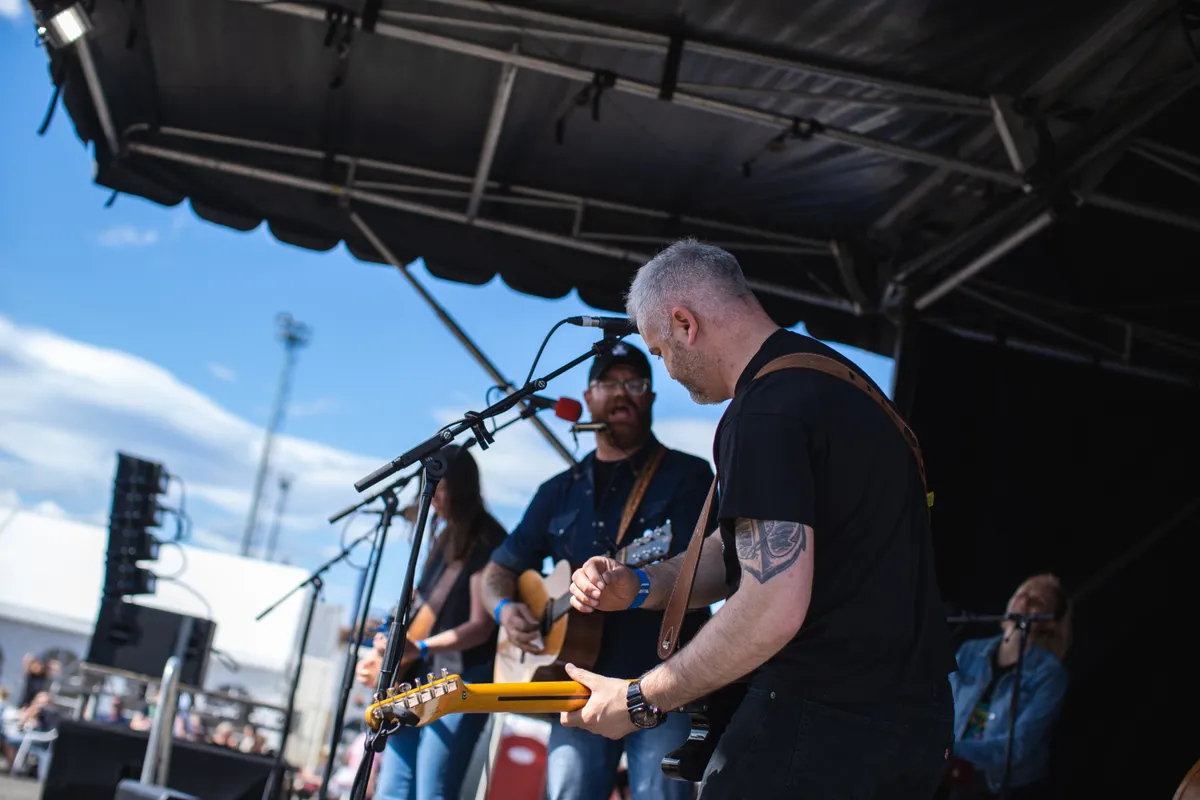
[27,0,1200,391]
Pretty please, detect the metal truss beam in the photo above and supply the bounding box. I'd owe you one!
[124,136,860,315]
[893,68,1200,310]
[348,211,577,465]
[468,57,518,221]
[927,320,1197,388]
[262,3,1025,189]
[141,125,831,252]
[870,0,1173,235]
[395,0,991,109]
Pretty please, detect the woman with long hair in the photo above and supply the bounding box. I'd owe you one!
[366,444,508,800]
[945,573,1072,799]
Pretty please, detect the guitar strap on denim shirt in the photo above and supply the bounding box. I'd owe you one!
[614,442,667,549]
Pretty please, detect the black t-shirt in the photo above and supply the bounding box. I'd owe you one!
[412,515,507,678]
[715,328,957,703]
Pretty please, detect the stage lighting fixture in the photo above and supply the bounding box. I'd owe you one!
[38,5,92,49]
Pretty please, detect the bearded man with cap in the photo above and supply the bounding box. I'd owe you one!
[482,339,714,800]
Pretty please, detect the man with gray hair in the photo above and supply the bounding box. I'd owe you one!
[558,238,958,798]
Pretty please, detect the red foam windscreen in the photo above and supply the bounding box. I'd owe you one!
[554,397,583,422]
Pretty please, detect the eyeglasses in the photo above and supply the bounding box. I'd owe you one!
[589,377,651,396]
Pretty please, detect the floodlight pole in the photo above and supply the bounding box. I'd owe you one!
[241,314,311,558]
[263,473,293,562]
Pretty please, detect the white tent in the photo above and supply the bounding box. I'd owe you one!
[0,503,340,695]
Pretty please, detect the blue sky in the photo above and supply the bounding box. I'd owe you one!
[0,5,893,618]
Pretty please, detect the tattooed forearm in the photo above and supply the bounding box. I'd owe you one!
[481,562,517,612]
[734,519,808,584]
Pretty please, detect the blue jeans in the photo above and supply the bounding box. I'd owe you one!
[375,664,492,800]
[546,712,694,800]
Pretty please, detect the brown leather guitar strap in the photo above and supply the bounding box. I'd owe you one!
[613,443,668,549]
[656,478,717,660]
[656,353,931,661]
[756,354,931,506]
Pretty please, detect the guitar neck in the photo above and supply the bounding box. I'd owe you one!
[465,681,590,715]
[366,675,591,729]
[546,592,574,627]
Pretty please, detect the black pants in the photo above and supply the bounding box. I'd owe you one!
[698,679,954,800]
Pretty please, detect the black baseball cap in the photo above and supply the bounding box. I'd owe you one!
[589,340,652,385]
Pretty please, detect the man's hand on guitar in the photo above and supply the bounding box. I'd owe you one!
[569,556,640,613]
[499,601,542,653]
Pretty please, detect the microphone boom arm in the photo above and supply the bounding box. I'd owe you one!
[354,333,629,493]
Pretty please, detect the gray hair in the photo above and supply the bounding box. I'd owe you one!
[625,238,754,338]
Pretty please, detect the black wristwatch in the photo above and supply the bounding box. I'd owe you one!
[626,680,667,729]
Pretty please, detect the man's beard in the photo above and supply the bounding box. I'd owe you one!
[670,341,718,405]
[598,398,650,449]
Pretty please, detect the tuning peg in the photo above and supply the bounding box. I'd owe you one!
[440,668,449,680]
[426,672,435,684]
[399,682,412,694]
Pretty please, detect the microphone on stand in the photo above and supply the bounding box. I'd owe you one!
[565,316,640,337]
[461,395,583,450]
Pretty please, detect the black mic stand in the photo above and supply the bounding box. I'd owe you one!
[255,526,378,800]
[345,333,628,800]
[318,480,410,800]
[945,611,1055,799]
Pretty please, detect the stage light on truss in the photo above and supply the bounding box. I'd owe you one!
[38,4,92,49]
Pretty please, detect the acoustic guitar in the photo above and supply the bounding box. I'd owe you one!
[493,522,673,684]
[365,669,590,730]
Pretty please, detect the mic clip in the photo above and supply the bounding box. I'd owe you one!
[464,412,494,451]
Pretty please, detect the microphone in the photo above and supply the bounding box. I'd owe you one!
[526,394,583,422]
[570,422,609,433]
[565,316,639,337]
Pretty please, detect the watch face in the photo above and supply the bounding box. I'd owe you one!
[631,707,659,728]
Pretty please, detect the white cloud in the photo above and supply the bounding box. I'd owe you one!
[0,0,24,21]
[0,316,712,562]
[0,315,723,600]
[97,225,159,247]
[208,362,236,382]
[290,397,338,418]
[654,418,717,467]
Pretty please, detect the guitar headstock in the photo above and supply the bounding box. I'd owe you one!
[616,520,673,568]
[365,669,466,730]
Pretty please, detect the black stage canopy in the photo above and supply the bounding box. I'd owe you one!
[27,0,1200,385]
[24,0,1200,796]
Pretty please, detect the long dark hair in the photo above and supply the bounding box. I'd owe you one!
[432,446,497,563]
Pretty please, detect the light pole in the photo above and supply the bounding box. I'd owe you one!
[263,473,293,562]
[240,313,310,558]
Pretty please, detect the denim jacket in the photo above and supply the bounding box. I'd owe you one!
[949,635,1068,792]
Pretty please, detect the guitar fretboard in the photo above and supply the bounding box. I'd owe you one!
[547,592,574,629]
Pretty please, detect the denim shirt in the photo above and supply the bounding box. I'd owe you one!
[949,634,1069,792]
[490,435,714,679]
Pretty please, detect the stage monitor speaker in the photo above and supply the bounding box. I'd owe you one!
[43,718,280,800]
[87,599,216,687]
[114,779,200,800]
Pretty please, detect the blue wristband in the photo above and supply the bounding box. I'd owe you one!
[418,640,429,659]
[494,598,511,625]
[627,569,651,610]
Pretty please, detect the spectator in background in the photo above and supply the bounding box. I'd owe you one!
[19,655,49,708]
[946,573,1072,799]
